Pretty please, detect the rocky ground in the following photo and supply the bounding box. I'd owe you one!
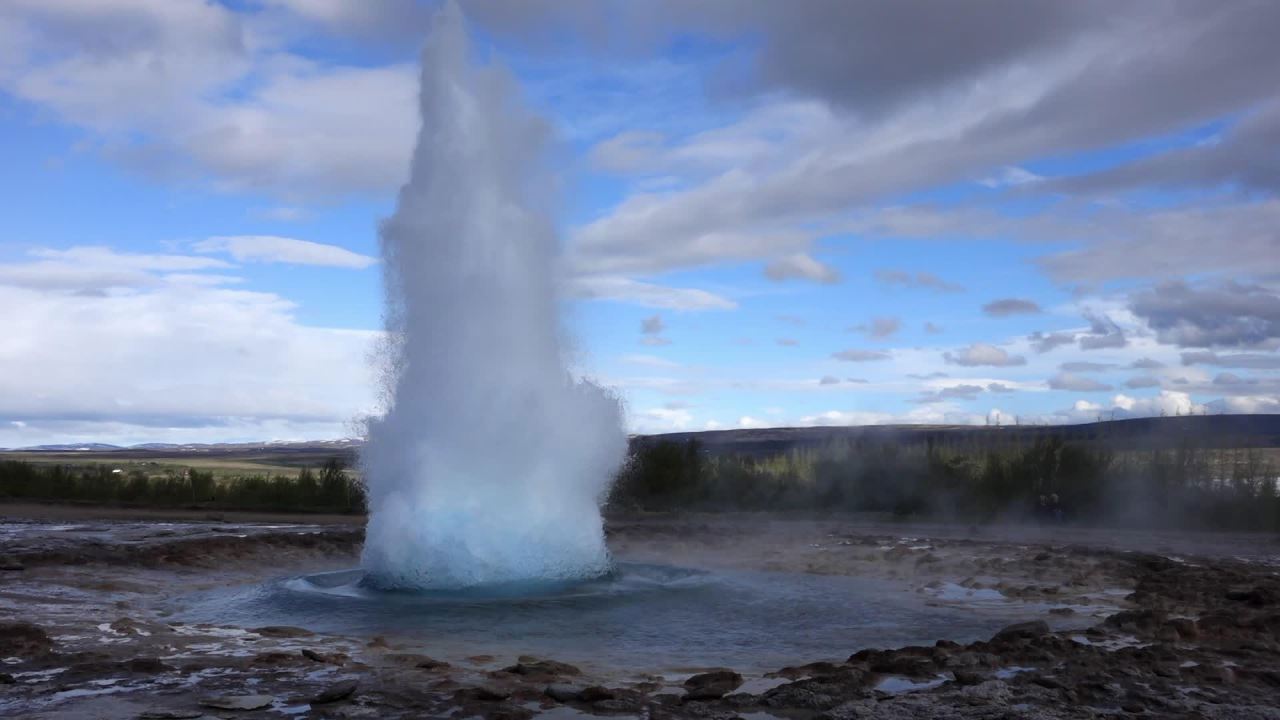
[2,509,1280,719]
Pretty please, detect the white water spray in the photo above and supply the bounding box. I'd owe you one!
[360,4,627,589]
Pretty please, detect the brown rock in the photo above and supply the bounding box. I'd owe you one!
[300,648,347,665]
[253,626,313,638]
[503,657,581,677]
[578,686,617,702]
[0,622,53,656]
[682,669,743,701]
[471,686,511,702]
[992,620,1051,642]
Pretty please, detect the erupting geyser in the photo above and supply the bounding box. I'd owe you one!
[359,4,627,589]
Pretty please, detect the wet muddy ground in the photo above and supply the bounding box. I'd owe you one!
[3,508,1280,718]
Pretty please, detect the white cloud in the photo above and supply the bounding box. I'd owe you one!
[764,253,841,284]
[944,343,1027,367]
[0,246,231,292]
[832,349,891,362]
[0,0,418,199]
[195,235,377,269]
[1047,372,1113,392]
[567,275,736,310]
[0,247,377,445]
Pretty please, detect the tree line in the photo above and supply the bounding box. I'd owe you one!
[0,457,365,514]
[610,434,1280,531]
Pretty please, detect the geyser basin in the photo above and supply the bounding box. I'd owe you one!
[172,564,1066,673]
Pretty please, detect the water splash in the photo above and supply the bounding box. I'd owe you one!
[359,3,626,589]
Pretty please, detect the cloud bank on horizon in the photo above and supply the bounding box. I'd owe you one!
[0,0,1278,446]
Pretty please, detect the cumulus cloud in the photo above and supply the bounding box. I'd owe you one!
[1124,375,1162,389]
[567,276,736,310]
[983,298,1042,317]
[924,321,944,334]
[777,338,800,347]
[0,0,418,198]
[1130,280,1280,348]
[1180,350,1280,369]
[1048,372,1113,392]
[1054,391,1202,422]
[818,375,841,385]
[832,349,891,362]
[640,314,666,335]
[914,384,985,404]
[851,316,901,340]
[1060,361,1113,373]
[194,236,377,268]
[1028,330,1076,353]
[1077,311,1126,350]
[1131,357,1166,369]
[944,343,1026,367]
[764,253,841,284]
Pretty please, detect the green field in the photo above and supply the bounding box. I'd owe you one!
[1,448,359,480]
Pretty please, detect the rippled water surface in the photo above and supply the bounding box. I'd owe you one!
[172,563,1060,671]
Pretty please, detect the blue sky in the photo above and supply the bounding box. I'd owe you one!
[1,1,1278,446]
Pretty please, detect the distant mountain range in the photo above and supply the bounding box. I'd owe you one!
[644,414,1280,456]
[6,439,363,453]
[6,415,1280,455]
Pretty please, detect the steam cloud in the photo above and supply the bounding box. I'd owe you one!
[359,4,627,589]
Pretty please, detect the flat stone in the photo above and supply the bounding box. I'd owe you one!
[311,679,358,704]
[136,711,205,719]
[198,694,276,711]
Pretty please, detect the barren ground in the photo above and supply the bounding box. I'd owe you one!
[3,506,1280,719]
